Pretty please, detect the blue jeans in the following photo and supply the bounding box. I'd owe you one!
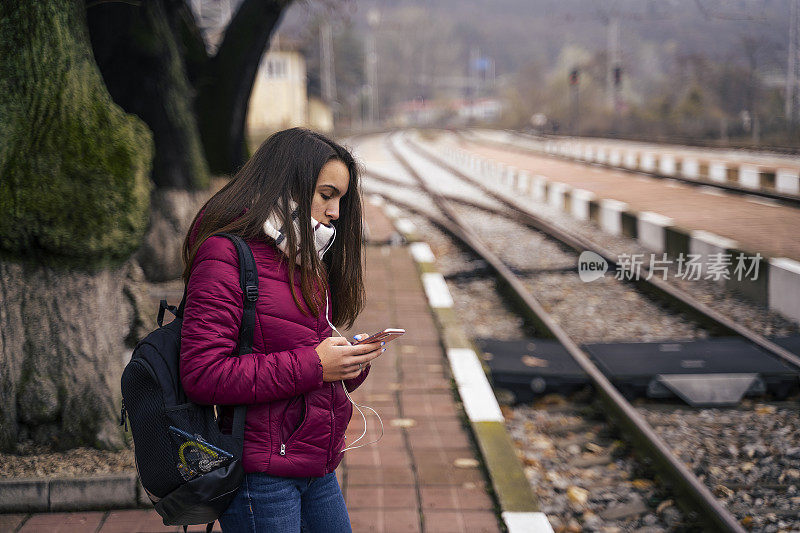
[218,471,352,533]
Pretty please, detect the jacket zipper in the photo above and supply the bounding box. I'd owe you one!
[279,395,307,456]
[327,382,336,468]
[279,290,329,458]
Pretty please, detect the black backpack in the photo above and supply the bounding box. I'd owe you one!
[120,233,258,531]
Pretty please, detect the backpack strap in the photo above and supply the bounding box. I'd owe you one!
[216,233,259,356]
[176,233,257,333]
[178,232,257,455]
[157,299,179,327]
[182,525,213,533]
[213,233,257,454]
[214,233,257,451]
[176,284,189,319]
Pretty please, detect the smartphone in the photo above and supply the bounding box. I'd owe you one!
[353,328,406,345]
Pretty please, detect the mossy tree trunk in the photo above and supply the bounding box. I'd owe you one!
[0,1,154,451]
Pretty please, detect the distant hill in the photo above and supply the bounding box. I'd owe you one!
[279,0,789,84]
[276,0,797,144]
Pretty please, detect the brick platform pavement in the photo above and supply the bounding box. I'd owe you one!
[460,140,800,261]
[340,202,500,533]
[2,203,500,533]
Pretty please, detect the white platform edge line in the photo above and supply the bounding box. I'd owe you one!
[770,257,800,276]
[447,348,504,422]
[384,204,402,218]
[409,242,436,263]
[571,188,596,200]
[395,218,417,235]
[638,211,675,226]
[502,511,554,533]
[690,230,739,250]
[457,382,505,422]
[599,198,629,211]
[421,272,454,308]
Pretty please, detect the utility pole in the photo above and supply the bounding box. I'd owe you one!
[570,68,580,136]
[468,47,479,126]
[365,9,380,127]
[350,92,362,131]
[787,0,799,126]
[320,21,336,106]
[606,15,621,111]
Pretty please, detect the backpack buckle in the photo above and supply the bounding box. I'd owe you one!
[245,285,258,302]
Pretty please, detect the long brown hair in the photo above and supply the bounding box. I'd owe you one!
[181,128,365,328]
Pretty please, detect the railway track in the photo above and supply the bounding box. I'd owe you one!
[403,133,800,372]
[361,136,800,371]
[353,131,800,532]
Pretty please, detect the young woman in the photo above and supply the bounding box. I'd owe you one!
[179,128,383,532]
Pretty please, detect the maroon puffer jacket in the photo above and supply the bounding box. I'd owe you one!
[179,230,369,477]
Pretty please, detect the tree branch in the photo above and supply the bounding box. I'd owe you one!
[163,0,208,87]
[196,0,291,171]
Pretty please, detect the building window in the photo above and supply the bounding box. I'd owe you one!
[265,58,287,79]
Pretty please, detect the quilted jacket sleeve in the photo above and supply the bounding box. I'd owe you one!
[180,237,324,405]
[344,365,370,392]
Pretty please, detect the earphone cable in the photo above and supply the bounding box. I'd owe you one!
[325,295,384,452]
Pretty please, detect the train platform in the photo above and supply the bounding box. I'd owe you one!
[456,137,800,262]
[435,134,800,325]
[337,202,507,532]
[1,203,526,532]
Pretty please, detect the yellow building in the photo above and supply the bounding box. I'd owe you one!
[247,48,333,138]
[308,97,334,132]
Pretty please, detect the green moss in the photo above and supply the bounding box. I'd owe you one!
[0,0,153,268]
[473,421,540,513]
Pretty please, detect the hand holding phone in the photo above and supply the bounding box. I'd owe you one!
[352,328,405,345]
[316,336,384,382]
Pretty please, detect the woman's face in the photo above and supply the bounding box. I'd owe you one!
[311,159,350,227]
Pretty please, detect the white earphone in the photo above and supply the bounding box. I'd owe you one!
[324,294,384,452]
